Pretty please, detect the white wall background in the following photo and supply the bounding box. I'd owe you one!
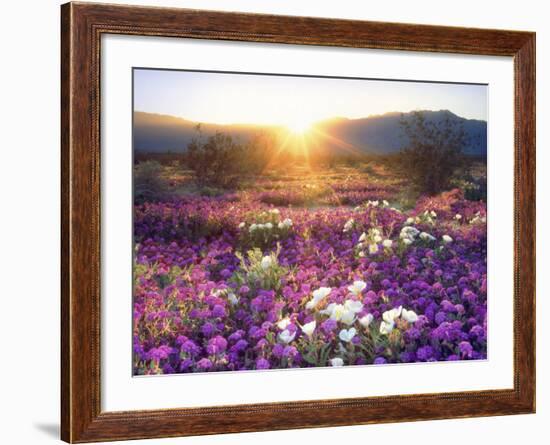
[0,1,545,444]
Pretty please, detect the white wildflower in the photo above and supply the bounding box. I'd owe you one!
[260,256,273,270]
[344,299,364,314]
[340,310,356,326]
[306,287,332,310]
[382,306,402,324]
[343,218,355,233]
[281,218,292,228]
[401,308,419,323]
[301,320,316,338]
[368,243,379,255]
[278,329,296,344]
[338,328,357,343]
[419,232,436,242]
[442,235,453,244]
[328,304,346,321]
[359,313,374,328]
[321,302,337,316]
[228,292,239,306]
[379,320,394,335]
[347,280,366,296]
[400,226,420,239]
[277,317,291,330]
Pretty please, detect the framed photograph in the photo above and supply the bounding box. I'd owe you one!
[61,2,535,442]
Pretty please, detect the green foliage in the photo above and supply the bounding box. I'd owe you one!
[198,186,226,197]
[450,175,487,202]
[394,191,420,211]
[133,262,149,286]
[397,111,470,195]
[237,209,293,249]
[258,182,333,207]
[232,245,287,292]
[134,261,186,290]
[301,341,333,366]
[134,160,170,203]
[178,214,225,242]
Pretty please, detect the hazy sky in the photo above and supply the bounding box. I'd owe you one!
[134,68,487,128]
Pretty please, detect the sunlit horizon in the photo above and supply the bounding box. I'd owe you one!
[134,108,488,131]
[134,69,488,128]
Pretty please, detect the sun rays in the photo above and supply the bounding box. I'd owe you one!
[285,117,315,135]
[259,120,366,175]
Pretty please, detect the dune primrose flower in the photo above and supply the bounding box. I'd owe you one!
[338,328,357,343]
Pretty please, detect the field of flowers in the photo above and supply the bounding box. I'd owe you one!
[133,163,487,374]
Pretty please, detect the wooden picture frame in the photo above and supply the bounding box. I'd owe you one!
[61,2,535,442]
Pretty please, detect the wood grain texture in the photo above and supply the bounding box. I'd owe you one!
[60,2,536,442]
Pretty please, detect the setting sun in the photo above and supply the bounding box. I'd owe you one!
[285,118,315,135]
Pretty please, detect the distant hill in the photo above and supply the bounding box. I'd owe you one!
[134,110,487,156]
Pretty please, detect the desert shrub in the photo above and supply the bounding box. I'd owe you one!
[396,111,470,195]
[198,186,226,197]
[186,127,276,189]
[134,161,170,203]
[394,189,420,211]
[242,132,277,175]
[186,128,245,188]
[176,213,225,242]
[359,163,382,178]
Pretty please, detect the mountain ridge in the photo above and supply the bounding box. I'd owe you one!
[134,109,487,156]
